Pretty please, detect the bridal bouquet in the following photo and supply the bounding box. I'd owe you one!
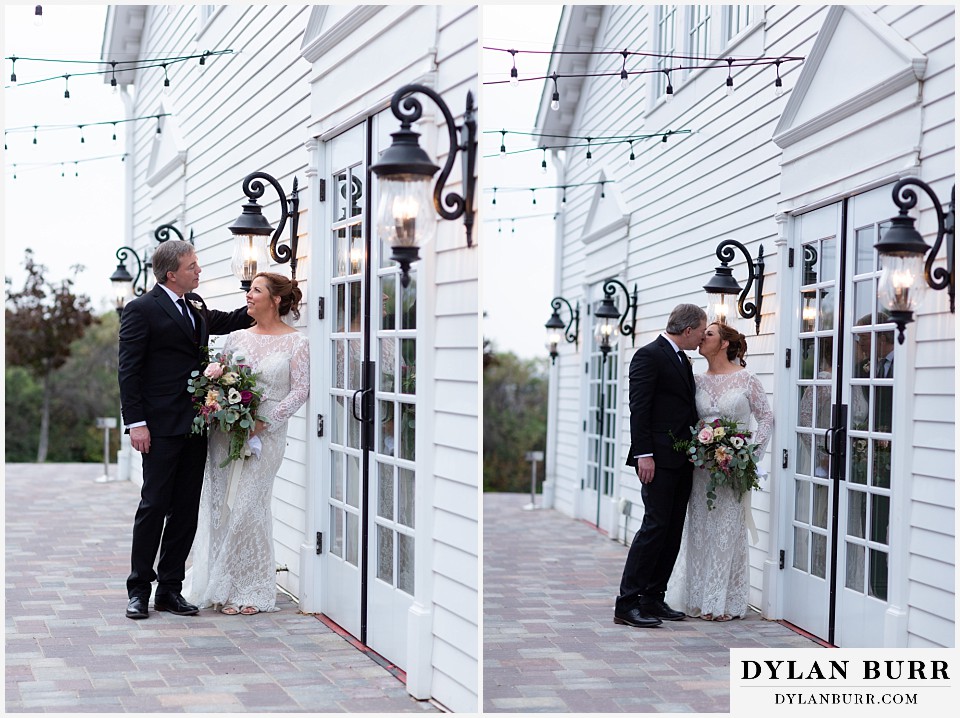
[188,351,264,468]
[673,417,761,510]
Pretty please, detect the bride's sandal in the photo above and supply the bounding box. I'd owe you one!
[239,605,260,615]
[713,614,734,622]
[220,603,240,615]
[699,613,713,621]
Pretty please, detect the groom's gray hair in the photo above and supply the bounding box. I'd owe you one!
[152,240,196,284]
[666,303,707,334]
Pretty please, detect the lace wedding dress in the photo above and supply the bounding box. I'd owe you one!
[185,329,309,612]
[666,370,773,619]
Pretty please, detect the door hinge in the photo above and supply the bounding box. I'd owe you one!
[318,178,326,202]
[585,362,589,374]
[583,420,587,431]
[788,247,794,267]
[779,550,785,569]
[782,448,788,469]
[318,296,325,320]
[785,347,791,368]
[316,531,323,555]
[317,414,324,437]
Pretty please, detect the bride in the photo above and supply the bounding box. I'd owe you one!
[666,322,773,621]
[186,272,309,615]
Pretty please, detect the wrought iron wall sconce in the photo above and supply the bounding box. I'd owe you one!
[703,239,765,334]
[228,172,300,291]
[371,83,478,288]
[593,278,638,356]
[544,296,579,364]
[874,177,955,344]
[109,222,190,315]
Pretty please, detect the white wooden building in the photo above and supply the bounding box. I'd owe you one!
[104,4,478,709]
[539,4,954,648]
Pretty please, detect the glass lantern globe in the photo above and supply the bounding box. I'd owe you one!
[375,175,437,250]
[231,234,271,288]
[877,253,926,315]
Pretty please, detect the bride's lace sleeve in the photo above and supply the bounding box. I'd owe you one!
[747,372,774,455]
[266,335,310,429]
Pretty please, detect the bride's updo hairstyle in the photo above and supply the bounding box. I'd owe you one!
[253,272,302,321]
[713,321,748,367]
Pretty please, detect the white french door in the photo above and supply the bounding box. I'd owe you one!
[783,184,897,646]
[323,114,416,669]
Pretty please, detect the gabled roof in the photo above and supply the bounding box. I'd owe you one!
[773,5,927,148]
[100,5,148,86]
[534,5,605,143]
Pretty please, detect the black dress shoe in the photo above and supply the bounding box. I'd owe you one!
[153,592,199,616]
[640,599,686,621]
[613,607,662,628]
[126,596,149,620]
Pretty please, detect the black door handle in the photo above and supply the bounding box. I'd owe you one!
[351,389,364,422]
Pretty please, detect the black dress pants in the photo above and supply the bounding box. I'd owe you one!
[616,464,693,613]
[127,433,207,599]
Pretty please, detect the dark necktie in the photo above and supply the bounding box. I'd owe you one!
[177,297,198,341]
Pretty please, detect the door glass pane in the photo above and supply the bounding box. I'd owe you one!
[800,339,814,379]
[851,385,868,429]
[331,506,343,557]
[349,281,362,332]
[853,280,873,326]
[850,437,868,484]
[875,331,894,378]
[399,468,415,528]
[400,339,416,394]
[349,224,363,275]
[847,489,866,538]
[819,336,833,377]
[380,338,396,392]
[378,462,394,520]
[335,226,348,276]
[845,542,864,592]
[801,244,818,286]
[381,275,397,330]
[820,237,836,282]
[814,437,829,479]
[331,450,343,501]
[334,341,345,388]
[812,483,828,528]
[874,387,892,433]
[349,172,363,218]
[335,171,349,222]
[811,533,827,578]
[852,332,870,378]
[854,227,874,275]
[331,396,344,445]
[798,386,813,427]
[873,440,891,488]
[348,406,360,449]
[870,494,889,544]
[348,338,361,390]
[346,512,359,566]
[399,402,415,460]
[815,386,831,429]
[379,400,395,456]
[398,533,414,595]
[793,527,809,571]
[796,435,812,476]
[401,272,417,329]
[869,550,888,600]
[819,288,835,331]
[794,478,810,521]
[377,525,394,584]
[800,290,816,332]
[336,283,345,330]
[346,455,360,507]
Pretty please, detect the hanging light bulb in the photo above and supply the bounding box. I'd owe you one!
[499,130,507,159]
[9,56,16,83]
[199,51,209,71]
[110,62,119,94]
[498,220,502,234]
[162,64,171,94]
[725,58,734,95]
[156,115,162,134]
[32,126,38,145]
[585,138,593,167]
[60,163,65,178]
[74,161,79,178]
[111,122,117,141]
[600,181,606,199]
[540,147,548,174]
[628,141,635,161]
[531,189,537,206]
[664,71,674,102]
[562,187,567,204]
[492,187,497,206]
[511,220,516,234]
[620,50,630,90]
[509,49,519,87]
[79,125,85,144]
[34,5,43,27]
[63,74,70,101]
[550,73,560,111]
[12,164,16,180]
[774,59,784,97]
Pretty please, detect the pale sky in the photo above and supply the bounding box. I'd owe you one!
[3,4,127,315]
[481,4,563,360]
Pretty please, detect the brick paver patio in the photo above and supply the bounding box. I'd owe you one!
[5,463,438,713]
[483,491,822,713]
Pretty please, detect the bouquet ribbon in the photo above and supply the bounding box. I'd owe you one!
[223,458,245,523]
[744,490,759,545]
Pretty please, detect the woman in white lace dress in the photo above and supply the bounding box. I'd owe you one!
[186,272,309,615]
[667,322,773,621]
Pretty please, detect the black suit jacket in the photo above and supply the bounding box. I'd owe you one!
[625,335,699,470]
[118,285,253,437]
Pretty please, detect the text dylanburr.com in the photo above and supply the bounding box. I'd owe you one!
[730,648,957,714]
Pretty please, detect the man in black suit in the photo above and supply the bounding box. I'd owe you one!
[614,303,707,628]
[118,240,252,619]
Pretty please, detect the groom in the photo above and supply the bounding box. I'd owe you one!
[614,303,706,628]
[118,240,252,619]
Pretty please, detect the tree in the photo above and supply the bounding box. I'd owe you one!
[5,250,96,462]
[483,347,549,492]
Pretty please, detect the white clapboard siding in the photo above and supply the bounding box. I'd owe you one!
[542,4,954,646]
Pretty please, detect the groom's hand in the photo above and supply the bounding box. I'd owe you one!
[636,457,655,484]
[130,426,151,454]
